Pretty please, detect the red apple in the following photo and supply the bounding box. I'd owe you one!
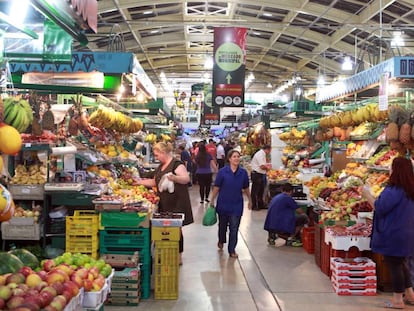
[43,305,58,311]
[69,274,83,288]
[39,290,55,306]
[50,282,64,295]
[45,271,67,285]
[6,273,25,285]
[19,267,34,277]
[33,281,48,292]
[73,268,88,279]
[11,287,25,297]
[61,289,73,302]
[0,274,7,286]
[42,260,56,272]
[17,283,29,292]
[88,267,100,279]
[49,295,67,311]
[6,295,25,309]
[63,280,79,296]
[40,285,57,297]
[0,297,5,310]
[83,279,93,292]
[52,265,74,277]
[23,296,42,311]
[37,271,47,281]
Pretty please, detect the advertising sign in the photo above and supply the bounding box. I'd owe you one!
[212,27,247,108]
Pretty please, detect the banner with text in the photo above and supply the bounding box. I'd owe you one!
[202,84,220,125]
[212,27,246,108]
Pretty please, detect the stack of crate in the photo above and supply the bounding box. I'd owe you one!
[103,253,141,306]
[98,212,151,299]
[65,210,99,259]
[151,213,184,300]
[330,257,377,296]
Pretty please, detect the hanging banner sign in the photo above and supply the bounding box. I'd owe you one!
[378,72,390,111]
[212,27,246,108]
[201,84,220,125]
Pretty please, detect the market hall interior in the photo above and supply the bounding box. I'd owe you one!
[106,186,393,311]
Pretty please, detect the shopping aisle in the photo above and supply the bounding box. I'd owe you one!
[106,187,393,311]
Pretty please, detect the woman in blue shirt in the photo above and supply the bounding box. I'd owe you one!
[209,149,252,258]
[362,157,414,309]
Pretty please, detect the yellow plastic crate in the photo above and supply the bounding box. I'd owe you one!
[151,226,180,241]
[66,234,99,259]
[154,241,179,299]
[66,210,99,235]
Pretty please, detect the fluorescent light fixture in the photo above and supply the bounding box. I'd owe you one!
[130,109,150,113]
[342,56,353,71]
[391,31,405,47]
[143,11,153,15]
[263,13,272,17]
[22,72,104,88]
[10,0,29,26]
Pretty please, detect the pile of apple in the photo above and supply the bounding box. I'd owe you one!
[0,253,112,311]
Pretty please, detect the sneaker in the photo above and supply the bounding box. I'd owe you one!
[267,238,275,246]
[274,238,286,247]
[205,199,210,203]
[200,200,204,203]
[291,241,303,247]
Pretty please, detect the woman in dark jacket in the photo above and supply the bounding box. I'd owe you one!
[362,157,414,309]
[195,142,217,203]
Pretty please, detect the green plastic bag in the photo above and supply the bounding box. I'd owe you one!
[202,206,217,226]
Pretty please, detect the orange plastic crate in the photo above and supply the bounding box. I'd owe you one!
[301,227,315,254]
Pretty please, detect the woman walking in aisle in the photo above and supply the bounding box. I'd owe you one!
[137,142,193,265]
[362,157,414,309]
[209,149,252,258]
[195,142,217,203]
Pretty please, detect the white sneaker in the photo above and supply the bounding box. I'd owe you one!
[275,238,286,247]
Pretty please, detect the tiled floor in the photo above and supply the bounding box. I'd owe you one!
[106,187,393,311]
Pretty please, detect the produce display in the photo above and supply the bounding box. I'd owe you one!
[267,169,301,185]
[0,249,113,311]
[3,97,33,134]
[9,164,47,185]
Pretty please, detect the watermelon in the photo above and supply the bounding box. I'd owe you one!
[8,248,39,270]
[0,252,24,274]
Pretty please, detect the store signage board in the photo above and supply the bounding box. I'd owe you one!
[212,27,246,108]
[316,57,414,103]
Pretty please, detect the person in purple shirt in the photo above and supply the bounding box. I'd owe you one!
[195,142,217,203]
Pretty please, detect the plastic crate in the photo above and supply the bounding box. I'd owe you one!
[99,228,150,259]
[330,257,376,273]
[331,272,377,284]
[301,226,315,254]
[154,241,179,299]
[66,210,99,236]
[8,184,44,200]
[151,226,181,241]
[151,213,184,227]
[66,235,99,259]
[105,296,140,306]
[99,211,150,229]
[331,281,377,296]
[1,222,41,240]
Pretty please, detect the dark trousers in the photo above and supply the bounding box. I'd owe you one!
[384,255,412,293]
[251,172,266,209]
[197,173,213,200]
[218,214,241,254]
[217,158,225,169]
[267,214,309,240]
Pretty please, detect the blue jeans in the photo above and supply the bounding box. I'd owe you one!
[218,214,241,254]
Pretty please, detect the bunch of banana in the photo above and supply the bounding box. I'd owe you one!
[3,97,33,133]
[89,105,143,133]
[144,133,157,143]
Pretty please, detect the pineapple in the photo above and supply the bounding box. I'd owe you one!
[399,108,411,145]
[386,105,401,142]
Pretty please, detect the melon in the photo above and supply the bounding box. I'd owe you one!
[0,123,22,155]
[8,249,39,270]
[0,252,24,274]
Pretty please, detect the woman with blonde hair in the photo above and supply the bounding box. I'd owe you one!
[138,142,193,264]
